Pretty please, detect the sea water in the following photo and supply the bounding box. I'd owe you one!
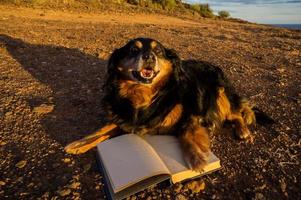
[270,24,301,30]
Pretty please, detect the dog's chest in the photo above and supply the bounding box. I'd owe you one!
[120,103,183,135]
[118,81,156,109]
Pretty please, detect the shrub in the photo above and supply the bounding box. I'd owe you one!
[189,3,214,18]
[151,0,176,9]
[190,4,200,12]
[127,0,139,5]
[198,3,214,18]
[218,10,230,18]
[164,0,176,9]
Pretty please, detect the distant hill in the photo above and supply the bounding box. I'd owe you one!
[0,0,233,21]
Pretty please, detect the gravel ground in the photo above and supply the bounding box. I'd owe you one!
[0,5,300,200]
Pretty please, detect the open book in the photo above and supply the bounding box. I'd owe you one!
[96,134,221,200]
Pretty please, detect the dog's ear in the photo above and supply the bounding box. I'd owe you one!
[103,48,124,92]
[164,48,187,84]
[107,48,122,73]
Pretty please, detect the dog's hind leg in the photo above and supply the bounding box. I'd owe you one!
[239,99,256,126]
[227,114,253,142]
[65,124,120,154]
[228,99,255,142]
[179,116,210,171]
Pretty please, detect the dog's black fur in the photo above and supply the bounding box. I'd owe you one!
[101,38,255,169]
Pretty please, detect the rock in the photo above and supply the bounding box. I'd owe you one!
[72,175,80,180]
[280,179,286,193]
[277,68,285,73]
[15,160,27,168]
[58,189,71,197]
[254,192,266,200]
[175,194,187,200]
[184,180,205,193]
[69,182,80,189]
[83,163,91,172]
[27,182,34,187]
[63,158,71,163]
[33,104,54,114]
[0,141,7,146]
[5,111,13,117]
[129,196,137,200]
[173,183,183,193]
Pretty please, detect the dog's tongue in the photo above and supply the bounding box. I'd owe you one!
[141,68,153,78]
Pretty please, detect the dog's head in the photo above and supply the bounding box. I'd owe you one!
[107,38,182,85]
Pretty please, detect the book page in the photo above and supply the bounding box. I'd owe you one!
[97,134,170,193]
[143,135,220,183]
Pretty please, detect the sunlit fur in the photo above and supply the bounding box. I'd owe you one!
[101,38,256,170]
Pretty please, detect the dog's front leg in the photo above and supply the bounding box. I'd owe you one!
[179,117,210,171]
[65,124,120,154]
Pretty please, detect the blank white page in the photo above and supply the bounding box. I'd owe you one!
[97,134,169,193]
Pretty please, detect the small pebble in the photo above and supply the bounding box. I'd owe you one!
[184,180,205,193]
[33,104,54,114]
[63,158,71,163]
[69,182,80,189]
[175,194,187,200]
[15,160,27,168]
[173,183,183,193]
[58,189,71,197]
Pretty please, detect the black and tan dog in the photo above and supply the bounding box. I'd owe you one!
[65,38,256,170]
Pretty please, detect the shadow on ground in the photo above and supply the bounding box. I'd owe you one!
[0,34,108,146]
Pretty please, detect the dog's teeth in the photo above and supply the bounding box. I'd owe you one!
[140,70,154,79]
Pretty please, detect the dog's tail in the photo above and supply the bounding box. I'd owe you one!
[253,107,276,125]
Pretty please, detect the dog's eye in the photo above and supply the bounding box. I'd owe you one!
[130,46,140,54]
[153,46,163,56]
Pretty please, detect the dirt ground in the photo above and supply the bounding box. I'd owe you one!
[0,5,300,200]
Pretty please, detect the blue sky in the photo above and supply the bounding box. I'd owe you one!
[186,0,301,24]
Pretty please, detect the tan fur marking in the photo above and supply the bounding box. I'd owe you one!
[150,41,157,49]
[206,87,231,129]
[151,58,173,89]
[135,41,143,49]
[161,104,183,128]
[216,87,231,121]
[179,116,210,170]
[119,80,156,109]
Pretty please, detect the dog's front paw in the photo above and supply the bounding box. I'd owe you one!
[64,140,90,154]
[183,144,209,171]
[235,126,254,143]
[64,135,110,154]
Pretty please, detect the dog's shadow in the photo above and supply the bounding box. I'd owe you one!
[0,34,108,146]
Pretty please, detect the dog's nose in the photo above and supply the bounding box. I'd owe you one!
[142,54,149,60]
[142,53,155,61]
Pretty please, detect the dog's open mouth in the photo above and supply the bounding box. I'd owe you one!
[140,68,155,79]
[132,67,158,83]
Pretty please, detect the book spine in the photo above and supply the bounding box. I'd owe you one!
[95,153,114,200]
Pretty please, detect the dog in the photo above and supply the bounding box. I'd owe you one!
[65,38,256,170]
